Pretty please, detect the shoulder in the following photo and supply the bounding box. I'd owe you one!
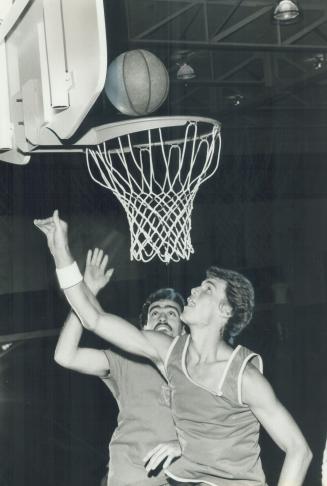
[141,330,174,360]
[241,362,276,408]
[227,345,264,405]
[141,330,175,375]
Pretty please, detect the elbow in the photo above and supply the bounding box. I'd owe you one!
[54,349,72,369]
[304,445,313,465]
[286,438,313,467]
[299,440,313,465]
[80,311,101,332]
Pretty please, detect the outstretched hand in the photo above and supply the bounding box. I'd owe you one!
[34,210,72,267]
[84,248,114,296]
[143,440,182,473]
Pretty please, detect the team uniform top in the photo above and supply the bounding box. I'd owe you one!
[102,348,177,486]
[164,334,268,486]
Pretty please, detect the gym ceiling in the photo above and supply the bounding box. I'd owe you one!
[107,0,327,146]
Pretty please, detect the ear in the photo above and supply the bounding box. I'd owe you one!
[218,301,233,318]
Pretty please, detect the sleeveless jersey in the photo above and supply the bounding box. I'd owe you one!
[164,334,267,486]
[102,348,177,486]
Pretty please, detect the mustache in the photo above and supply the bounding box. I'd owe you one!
[154,322,173,332]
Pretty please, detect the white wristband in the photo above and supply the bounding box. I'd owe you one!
[56,261,83,289]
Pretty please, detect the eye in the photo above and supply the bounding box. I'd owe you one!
[151,310,158,317]
[169,311,177,317]
[203,284,212,293]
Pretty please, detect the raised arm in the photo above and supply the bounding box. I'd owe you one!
[34,210,172,368]
[54,248,113,377]
[243,365,312,486]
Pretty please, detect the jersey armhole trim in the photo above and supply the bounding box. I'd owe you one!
[237,353,263,406]
[218,344,241,394]
[164,335,180,372]
[101,349,111,378]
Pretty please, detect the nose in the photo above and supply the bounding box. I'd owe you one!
[158,312,167,322]
[191,287,199,296]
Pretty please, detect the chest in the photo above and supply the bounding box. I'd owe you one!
[186,359,228,394]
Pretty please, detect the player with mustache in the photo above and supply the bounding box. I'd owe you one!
[54,247,184,486]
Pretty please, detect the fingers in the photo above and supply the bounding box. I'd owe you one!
[163,455,175,469]
[90,248,103,266]
[100,254,109,271]
[143,444,163,464]
[34,216,54,226]
[95,249,104,266]
[86,249,92,266]
[90,248,98,265]
[144,443,180,473]
[34,210,64,232]
[105,268,114,281]
[33,219,54,235]
[87,248,110,270]
[145,447,168,472]
[52,209,60,227]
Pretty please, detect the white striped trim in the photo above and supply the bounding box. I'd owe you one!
[181,335,222,396]
[181,337,241,397]
[237,353,263,406]
[164,335,180,372]
[217,344,241,395]
[165,469,219,486]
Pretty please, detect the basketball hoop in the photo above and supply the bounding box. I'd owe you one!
[85,116,221,263]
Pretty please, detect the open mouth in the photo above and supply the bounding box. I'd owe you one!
[187,297,195,307]
[154,323,173,334]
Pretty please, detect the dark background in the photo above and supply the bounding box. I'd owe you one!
[1,0,327,485]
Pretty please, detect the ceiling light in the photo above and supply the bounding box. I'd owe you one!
[227,94,244,106]
[273,0,301,23]
[303,53,326,71]
[176,63,196,80]
[1,343,13,351]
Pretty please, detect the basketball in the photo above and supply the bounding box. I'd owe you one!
[104,49,170,116]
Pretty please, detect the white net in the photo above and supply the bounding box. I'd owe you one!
[86,119,221,263]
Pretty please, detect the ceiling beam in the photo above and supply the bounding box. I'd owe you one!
[171,78,263,86]
[131,2,198,40]
[145,0,326,10]
[218,61,327,114]
[0,328,59,343]
[211,6,271,42]
[283,16,327,45]
[172,86,202,104]
[279,55,307,74]
[213,0,244,38]
[216,54,258,81]
[130,38,327,53]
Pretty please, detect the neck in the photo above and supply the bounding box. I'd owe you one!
[188,324,226,362]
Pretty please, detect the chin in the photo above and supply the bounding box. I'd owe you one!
[160,329,173,337]
[181,308,194,326]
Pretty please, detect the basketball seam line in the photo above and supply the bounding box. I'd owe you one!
[123,52,143,116]
[139,49,151,114]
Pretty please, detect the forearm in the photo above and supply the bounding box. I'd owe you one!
[64,281,102,332]
[277,445,312,486]
[63,280,157,359]
[83,283,104,313]
[51,242,161,360]
[54,311,83,366]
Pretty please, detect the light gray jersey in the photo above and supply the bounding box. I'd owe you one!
[165,334,267,486]
[102,348,177,486]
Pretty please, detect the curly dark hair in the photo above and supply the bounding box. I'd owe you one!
[206,266,255,340]
[139,288,185,328]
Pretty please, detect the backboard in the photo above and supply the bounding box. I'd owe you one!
[0,0,107,164]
